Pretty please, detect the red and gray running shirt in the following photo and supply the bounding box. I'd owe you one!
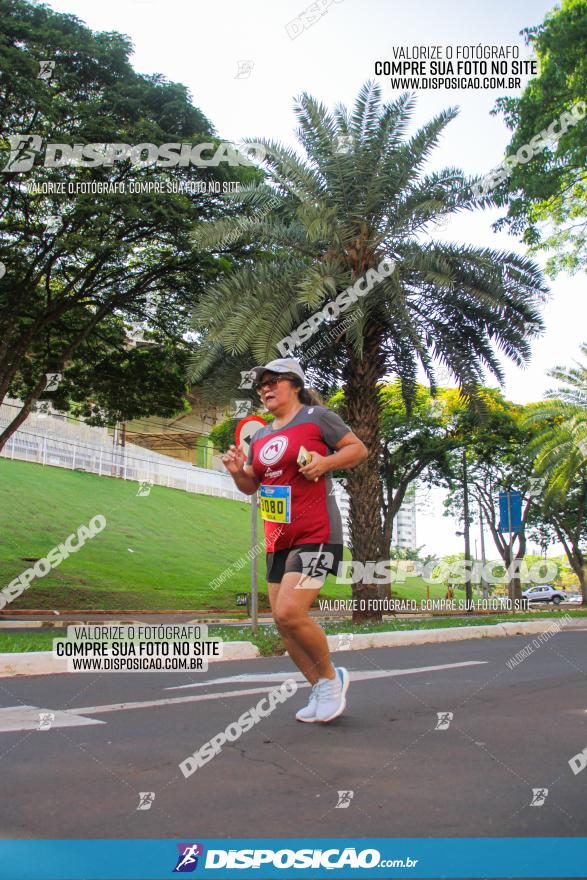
[246,405,351,553]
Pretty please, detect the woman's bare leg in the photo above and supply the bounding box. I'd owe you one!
[268,581,319,683]
[270,572,336,684]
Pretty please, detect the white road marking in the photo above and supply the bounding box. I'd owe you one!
[0,705,106,733]
[165,672,307,690]
[0,661,488,732]
[74,685,299,716]
[164,660,488,691]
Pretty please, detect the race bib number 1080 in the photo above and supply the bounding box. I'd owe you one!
[259,485,291,523]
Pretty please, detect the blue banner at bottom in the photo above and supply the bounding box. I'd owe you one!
[0,838,586,879]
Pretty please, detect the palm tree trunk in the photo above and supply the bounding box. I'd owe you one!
[342,328,387,621]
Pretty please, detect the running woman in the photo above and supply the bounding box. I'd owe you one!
[222,358,368,723]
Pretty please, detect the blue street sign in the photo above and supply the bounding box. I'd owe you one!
[498,490,522,533]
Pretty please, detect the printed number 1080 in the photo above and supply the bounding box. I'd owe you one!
[260,497,286,520]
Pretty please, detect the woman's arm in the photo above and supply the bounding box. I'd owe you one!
[221,444,261,495]
[298,431,368,481]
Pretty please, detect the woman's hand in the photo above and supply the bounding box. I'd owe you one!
[298,451,329,482]
[222,444,246,475]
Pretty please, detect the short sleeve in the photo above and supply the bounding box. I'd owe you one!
[317,406,352,449]
[245,425,269,465]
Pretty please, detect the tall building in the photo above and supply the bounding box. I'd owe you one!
[392,486,417,551]
[331,480,417,553]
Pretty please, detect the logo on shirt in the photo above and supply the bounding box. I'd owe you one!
[259,435,288,466]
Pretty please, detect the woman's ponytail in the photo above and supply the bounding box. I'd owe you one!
[298,385,323,406]
[282,372,323,406]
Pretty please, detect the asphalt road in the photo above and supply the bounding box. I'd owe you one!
[0,631,586,842]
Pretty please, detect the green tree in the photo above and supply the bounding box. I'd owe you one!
[377,384,468,556]
[332,381,466,567]
[492,0,587,276]
[187,82,546,618]
[6,312,190,427]
[528,478,587,601]
[208,409,273,457]
[66,341,190,430]
[444,393,540,603]
[523,342,587,503]
[0,0,255,449]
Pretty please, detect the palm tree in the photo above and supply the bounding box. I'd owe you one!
[524,342,587,503]
[188,82,546,618]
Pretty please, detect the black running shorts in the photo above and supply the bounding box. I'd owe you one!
[266,542,343,585]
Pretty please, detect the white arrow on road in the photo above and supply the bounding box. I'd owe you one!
[164,660,488,691]
[0,705,106,733]
[0,661,487,732]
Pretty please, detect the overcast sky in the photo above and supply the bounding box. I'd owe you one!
[44,0,585,557]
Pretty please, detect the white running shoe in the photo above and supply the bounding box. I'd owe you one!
[315,667,349,723]
[295,683,320,723]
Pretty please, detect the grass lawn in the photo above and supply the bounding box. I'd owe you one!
[0,458,465,611]
[1,458,260,610]
[1,610,585,656]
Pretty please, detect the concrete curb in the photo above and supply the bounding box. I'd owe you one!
[324,618,581,652]
[0,619,581,678]
[326,624,500,650]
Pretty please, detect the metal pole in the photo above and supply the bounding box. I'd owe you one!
[479,502,488,600]
[506,490,515,610]
[251,491,259,636]
[462,449,473,611]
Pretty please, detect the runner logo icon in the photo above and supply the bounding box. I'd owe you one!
[173,843,204,872]
[259,435,288,466]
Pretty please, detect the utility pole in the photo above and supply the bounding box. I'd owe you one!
[250,490,259,637]
[506,489,515,608]
[462,449,473,611]
[479,501,488,600]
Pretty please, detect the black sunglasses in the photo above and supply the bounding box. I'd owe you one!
[255,374,299,393]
